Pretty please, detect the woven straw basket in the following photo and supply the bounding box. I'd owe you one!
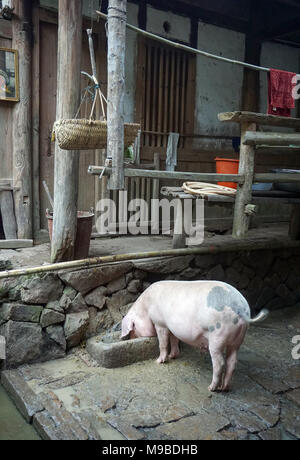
[53,119,140,151]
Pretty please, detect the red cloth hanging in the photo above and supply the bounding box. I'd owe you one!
[268,69,296,117]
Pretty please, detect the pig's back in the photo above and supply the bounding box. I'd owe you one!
[143,280,251,327]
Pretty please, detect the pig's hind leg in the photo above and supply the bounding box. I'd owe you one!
[221,347,238,391]
[169,333,180,360]
[155,325,170,364]
[208,341,226,392]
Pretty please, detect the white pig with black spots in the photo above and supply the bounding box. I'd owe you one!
[121,280,269,391]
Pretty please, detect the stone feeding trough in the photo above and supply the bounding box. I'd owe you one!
[86,331,159,368]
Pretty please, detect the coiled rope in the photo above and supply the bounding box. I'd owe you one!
[182,182,237,197]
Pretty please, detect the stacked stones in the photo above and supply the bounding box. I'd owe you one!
[1,248,300,369]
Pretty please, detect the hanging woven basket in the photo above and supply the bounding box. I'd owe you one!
[52,119,140,151]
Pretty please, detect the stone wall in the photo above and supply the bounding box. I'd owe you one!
[1,247,300,369]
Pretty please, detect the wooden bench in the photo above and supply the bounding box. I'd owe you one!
[161,186,300,248]
[218,111,300,240]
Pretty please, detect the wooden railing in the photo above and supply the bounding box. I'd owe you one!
[88,111,300,240]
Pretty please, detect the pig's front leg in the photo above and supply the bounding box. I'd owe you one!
[169,333,180,360]
[155,325,170,364]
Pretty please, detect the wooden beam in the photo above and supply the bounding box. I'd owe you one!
[244,131,300,146]
[88,165,245,183]
[254,173,300,183]
[12,0,33,240]
[51,0,82,263]
[0,191,17,239]
[218,111,300,129]
[107,0,127,190]
[0,17,12,39]
[232,122,256,239]
[0,240,33,249]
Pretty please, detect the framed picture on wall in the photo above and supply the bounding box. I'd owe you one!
[0,47,19,102]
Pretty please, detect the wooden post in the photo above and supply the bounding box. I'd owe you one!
[232,122,256,238]
[107,0,127,190]
[51,0,82,262]
[12,0,33,239]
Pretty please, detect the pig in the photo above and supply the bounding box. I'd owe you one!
[121,280,269,392]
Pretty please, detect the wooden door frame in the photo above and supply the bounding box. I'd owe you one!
[31,6,106,234]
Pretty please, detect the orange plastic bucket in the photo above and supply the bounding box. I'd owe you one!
[215,157,239,189]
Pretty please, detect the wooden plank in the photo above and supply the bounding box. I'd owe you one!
[32,6,41,235]
[0,18,12,39]
[12,0,33,240]
[244,131,300,147]
[232,122,256,239]
[157,47,164,148]
[218,111,300,129]
[0,240,33,249]
[0,191,17,239]
[152,153,160,200]
[88,165,245,184]
[254,173,300,183]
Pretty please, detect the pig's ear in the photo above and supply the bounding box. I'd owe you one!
[121,316,134,340]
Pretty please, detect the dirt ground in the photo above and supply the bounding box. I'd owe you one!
[5,304,299,441]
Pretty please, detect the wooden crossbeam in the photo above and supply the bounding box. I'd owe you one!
[244,131,300,146]
[218,111,300,129]
[88,165,245,184]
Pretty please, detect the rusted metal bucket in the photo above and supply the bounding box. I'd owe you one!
[46,210,94,260]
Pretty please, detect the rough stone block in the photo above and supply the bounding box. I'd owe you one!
[84,286,107,310]
[86,307,114,339]
[21,274,64,304]
[1,369,44,422]
[40,309,65,328]
[0,303,43,323]
[134,256,194,274]
[106,276,127,295]
[58,263,133,295]
[65,293,88,314]
[106,290,138,322]
[127,279,143,294]
[46,325,67,351]
[64,312,89,348]
[0,321,43,368]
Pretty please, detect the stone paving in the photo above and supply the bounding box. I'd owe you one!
[1,305,299,440]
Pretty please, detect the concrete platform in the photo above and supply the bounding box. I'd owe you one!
[1,305,299,440]
[0,223,297,271]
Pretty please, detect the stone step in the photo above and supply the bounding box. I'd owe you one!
[86,331,159,368]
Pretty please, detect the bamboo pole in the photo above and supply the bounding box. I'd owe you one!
[1,238,300,279]
[96,11,271,74]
